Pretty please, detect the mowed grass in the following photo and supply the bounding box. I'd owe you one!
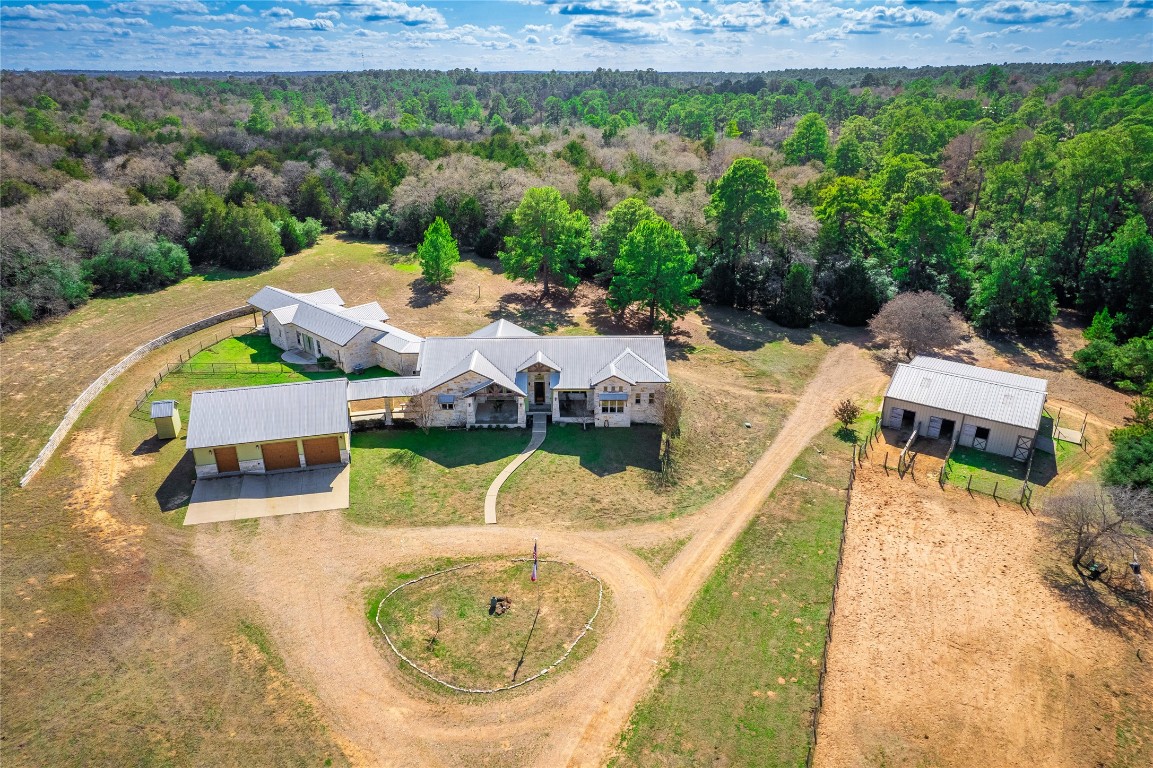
[370,559,602,691]
[347,429,528,527]
[611,424,853,768]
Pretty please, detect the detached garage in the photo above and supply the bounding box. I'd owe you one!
[186,379,350,478]
[882,356,1048,461]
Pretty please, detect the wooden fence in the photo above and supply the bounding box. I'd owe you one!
[897,423,921,477]
[805,456,856,768]
[132,326,273,412]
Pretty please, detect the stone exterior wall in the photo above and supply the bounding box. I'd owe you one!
[420,372,492,428]
[593,376,633,428]
[375,347,420,375]
[628,382,666,425]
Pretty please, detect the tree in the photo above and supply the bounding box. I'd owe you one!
[814,177,881,259]
[892,194,971,306]
[834,399,862,428]
[405,389,437,434]
[775,262,815,328]
[705,157,787,305]
[418,217,459,287]
[500,187,590,297]
[1104,395,1153,488]
[1047,483,1152,575]
[296,174,337,226]
[967,241,1056,334]
[245,93,274,135]
[608,218,701,332]
[782,112,829,165]
[82,232,190,294]
[1080,216,1153,340]
[219,204,284,271]
[831,134,866,177]
[658,383,686,482]
[869,291,964,359]
[595,197,657,280]
[828,256,888,326]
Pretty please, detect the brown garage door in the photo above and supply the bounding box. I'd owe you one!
[261,441,300,471]
[303,437,341,466]
[213,446,240,473]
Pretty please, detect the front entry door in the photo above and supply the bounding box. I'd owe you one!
[1013,435,1033,461]
[534,381,545,404]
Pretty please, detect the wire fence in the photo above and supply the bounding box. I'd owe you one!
[806,456,855,768]
[132,325,268,412]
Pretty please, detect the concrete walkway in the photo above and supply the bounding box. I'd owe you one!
[484,415,547,524]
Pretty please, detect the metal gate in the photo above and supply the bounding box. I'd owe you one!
[1013,435,1032,462]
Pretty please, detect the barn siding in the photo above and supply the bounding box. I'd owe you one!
[192,431,350,477]
[882,395,1036,459]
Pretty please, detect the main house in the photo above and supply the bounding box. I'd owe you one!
[183,287,672,478]
[882,356,1048,461]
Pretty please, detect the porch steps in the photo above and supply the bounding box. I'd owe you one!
[484,415,547,524]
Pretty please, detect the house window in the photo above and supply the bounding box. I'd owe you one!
[440,402,454,410]
[602,401,623,414]
[648,393,656,405]
[635,392,641,404]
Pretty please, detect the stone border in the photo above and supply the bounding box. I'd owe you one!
[373,558,604,694]
[19,306,255,487]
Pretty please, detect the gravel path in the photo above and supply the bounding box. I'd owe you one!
[193,342,887,767]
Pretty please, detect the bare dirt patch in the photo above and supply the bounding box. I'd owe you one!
[64,429,148,560]
[815,463,1153,768]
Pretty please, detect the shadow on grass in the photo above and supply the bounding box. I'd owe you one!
[133,436,168,456]
[156,451,196,513]
[834,426,859,444]
[695,305,854,352]
[407,279,448,309]
[537,424,662,478]
[351,427,526,469]
[487,291,575,334]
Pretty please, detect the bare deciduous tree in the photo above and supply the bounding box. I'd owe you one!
[405,389,438,434]
[868,291,964,360]
[1047,483,1153,576]
[657,384,686,482]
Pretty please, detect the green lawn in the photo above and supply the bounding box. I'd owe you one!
[346,429,529,527]
[181,332,397,381]
[612,426,852,768]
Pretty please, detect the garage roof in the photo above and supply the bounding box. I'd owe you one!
[885,356,1047,430]
[186,379,349,449]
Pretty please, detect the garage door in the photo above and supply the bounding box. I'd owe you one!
[261,441,300,471]
[303,436,341,466]
[213,446,240,473]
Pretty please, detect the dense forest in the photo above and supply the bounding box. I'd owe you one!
[3,63,1151,397]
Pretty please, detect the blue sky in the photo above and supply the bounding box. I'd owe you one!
[1,1,1149,72]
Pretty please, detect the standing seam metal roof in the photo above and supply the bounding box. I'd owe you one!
[885,356,1047,430]
[185,379,349,449]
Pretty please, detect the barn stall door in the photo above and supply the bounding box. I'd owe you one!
[303,437,341,466]
[959,423,977,447]
[927,416,943,438]
[213,446,240,473]
[1013,435,1033,462]
[887,407,905,429]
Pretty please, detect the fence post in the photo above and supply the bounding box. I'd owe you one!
[993,481,999,499]
[967,475,972,493]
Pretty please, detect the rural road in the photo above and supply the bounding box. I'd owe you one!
[194,340,887,767]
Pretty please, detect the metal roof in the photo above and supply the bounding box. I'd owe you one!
[346,376,422,400]
[186,379,349,449]
[885,356,1047,430]
[600,392,628,401]
[249,286,413,348]
[417,336,669,392]
[150,400,177,418]
[468,319,538,338]
[426,349,525,395]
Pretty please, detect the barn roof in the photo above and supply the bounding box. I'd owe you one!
[186,379,349,449]
[885,356,1047,430]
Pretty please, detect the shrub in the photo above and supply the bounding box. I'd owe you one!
[82,232,190,294]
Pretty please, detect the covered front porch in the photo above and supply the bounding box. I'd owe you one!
[466,382,525,427]
[557,390,593,420]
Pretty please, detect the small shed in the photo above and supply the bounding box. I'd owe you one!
[882,356,1047,461]
[150,400,181,439]
[185,379,350,478]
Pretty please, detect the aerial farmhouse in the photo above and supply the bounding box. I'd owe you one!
[183,287,672,477]
[882,356,1048,461]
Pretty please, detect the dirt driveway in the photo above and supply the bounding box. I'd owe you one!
[815,463,1152,768]
[192,342,886,767]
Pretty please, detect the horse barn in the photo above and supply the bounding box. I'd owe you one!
[185,379,351,478]
[882,356,1048,461]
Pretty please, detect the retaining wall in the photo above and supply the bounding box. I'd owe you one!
[18,305,255,487]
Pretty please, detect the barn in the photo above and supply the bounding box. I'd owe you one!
[882,356,1048,461]
[186,379,350,478]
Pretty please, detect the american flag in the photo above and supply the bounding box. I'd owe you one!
[531,539,538,582]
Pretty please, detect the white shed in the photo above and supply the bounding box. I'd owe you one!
[882,356,1047,461]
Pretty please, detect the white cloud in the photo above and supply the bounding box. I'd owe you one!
[109,0,208,14]
[304,0,445,27]
[946,25,972,44]
[262,6,295,19]
[274,17,337,31]
[974,1,1080,26]
[525,34,541,43]
[550,33,573,44]
[316,10,342,20]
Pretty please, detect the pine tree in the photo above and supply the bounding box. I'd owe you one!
[608,218,701,332]
[775,262,815,328]
[500,187,590,296]
[418,217,459,287]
